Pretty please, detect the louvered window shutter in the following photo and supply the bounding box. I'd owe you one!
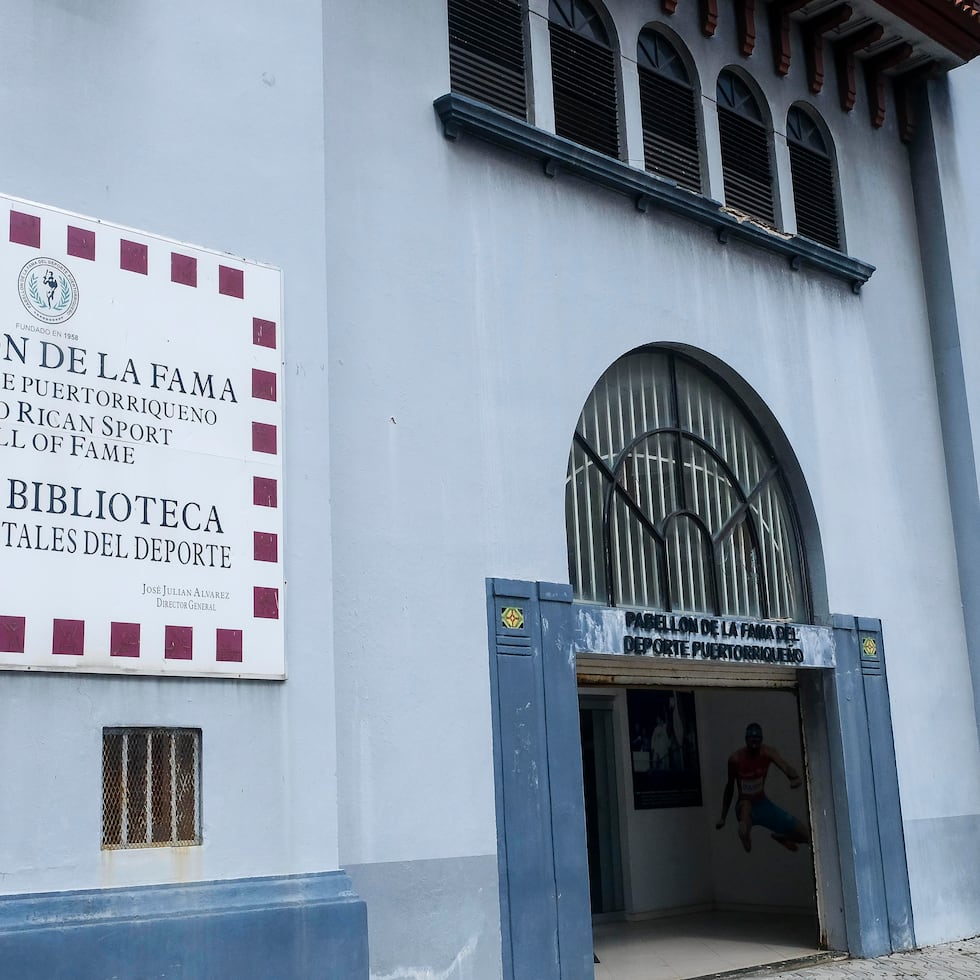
[549,0,620,158]
[716,71,775,227]
[449,0,528,119]
[637,31,702,193]
[787,107,841,250]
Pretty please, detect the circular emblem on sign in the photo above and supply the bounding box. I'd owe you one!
[18,257,79,324]
[861,637,877,657]
[501,606,525,630]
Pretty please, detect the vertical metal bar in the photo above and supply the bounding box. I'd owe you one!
[632,364,651,606]
[774,494,791,617]
[121,732,129,847]
[580,445,598,602]
[601,381,621,605]
[638,449,652,606]
[569,455,585,599]
[739,520,751,616]
[616,370,637,606]
[170,732,177,845]
[194,732,201,841]
[764,490,779,616]
[623,491,637,606]
[756,500,773,619]
[719,531,730,616]
[740,420,751,498]
[767,490,782,616]
[145,732,153,846]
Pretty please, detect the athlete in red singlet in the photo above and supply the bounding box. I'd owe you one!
[715,722,810,852]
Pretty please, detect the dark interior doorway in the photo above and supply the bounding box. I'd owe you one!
[579,683,824,980]
[580,696,624,915]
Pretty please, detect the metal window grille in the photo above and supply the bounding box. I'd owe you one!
[637,31,702,193]
[565,350,809,622]
[449,0,528,120]
[716,71,775,227]
[787,106,841,250]
[102,728,201,849]
[549,0,620,158]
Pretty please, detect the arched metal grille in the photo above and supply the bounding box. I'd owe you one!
[716,70,775,227]
[449,0,528,119]
[787,105,841,250]
[549,0,620,157]
[637,30,702,193]
[566,350,809,622]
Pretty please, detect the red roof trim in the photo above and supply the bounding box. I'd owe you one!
[875,0,980,60]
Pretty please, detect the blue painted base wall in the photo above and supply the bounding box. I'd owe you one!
[0,871,368,980]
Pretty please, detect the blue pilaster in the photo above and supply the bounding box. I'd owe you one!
[488,579,594,980]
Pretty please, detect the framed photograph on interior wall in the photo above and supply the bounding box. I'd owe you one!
[627,689,702,809]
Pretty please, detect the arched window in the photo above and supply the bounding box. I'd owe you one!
[566,349,809,622]
[787,105,841,250]
[637,29,702,193]
[448,0,528,120]
[549,0,620,158]
[716,70,775,227]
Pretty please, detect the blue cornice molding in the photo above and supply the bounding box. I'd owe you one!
[434,93,876,293]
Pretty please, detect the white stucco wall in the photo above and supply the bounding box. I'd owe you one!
[1,0,979,962]
[0,2,340,891]
[325,0,980,949]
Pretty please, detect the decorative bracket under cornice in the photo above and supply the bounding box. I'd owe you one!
[865,43,914,127]
[835,24,885,111]
[803,5,854,93]
[661,0,979,133]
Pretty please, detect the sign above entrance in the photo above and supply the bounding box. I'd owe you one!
[0,194,284,679]
[575,606,835,669]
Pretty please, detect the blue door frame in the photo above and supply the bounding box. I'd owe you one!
[487,580,914,979]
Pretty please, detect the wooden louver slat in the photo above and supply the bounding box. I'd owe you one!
[638,67,702,193]
[718,108,775,226]
[449,0,528,120]
[550,23,620,158]
[789,143,840,249]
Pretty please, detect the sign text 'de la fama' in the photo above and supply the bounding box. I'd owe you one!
[2,334,237,402]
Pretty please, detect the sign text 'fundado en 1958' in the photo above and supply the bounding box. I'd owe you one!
[0,195,284,678]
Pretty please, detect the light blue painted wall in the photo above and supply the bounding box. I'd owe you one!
[324,0,980,955]
[1,0,980,968]
[902,60,980,946]
[0,1,341,891]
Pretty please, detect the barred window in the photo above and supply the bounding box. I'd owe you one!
[716,70,775,227]
[787,105,841,250]
[102,728,201,849]
[549,0,621,158]
[448,0,528,119]
[566,349,809,622]
[637,29,702,193]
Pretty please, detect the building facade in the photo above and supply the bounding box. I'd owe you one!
[0,0,979,977]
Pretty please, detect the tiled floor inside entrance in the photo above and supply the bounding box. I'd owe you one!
[592,909,827,980]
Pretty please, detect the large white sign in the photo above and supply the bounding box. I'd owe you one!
[0,195,284,678]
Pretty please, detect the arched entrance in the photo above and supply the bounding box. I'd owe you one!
[568,348,827,977]
[486,347,913,980]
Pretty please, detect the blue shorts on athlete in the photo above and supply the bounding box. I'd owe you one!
[749,797,797,836]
